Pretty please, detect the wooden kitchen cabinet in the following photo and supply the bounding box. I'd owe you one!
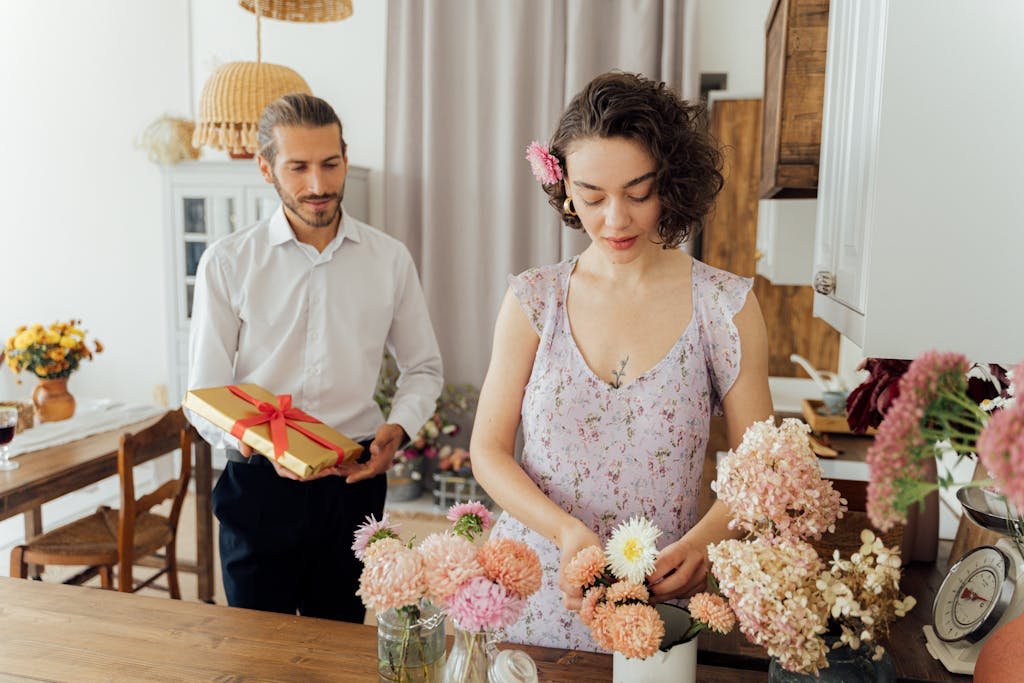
[813,1,1024,365]
[760,0,829,199]
[704,95,839,378]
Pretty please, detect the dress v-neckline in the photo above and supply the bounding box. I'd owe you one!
[560,255,700,391]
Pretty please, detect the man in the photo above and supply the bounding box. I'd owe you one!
[187,93,443,622]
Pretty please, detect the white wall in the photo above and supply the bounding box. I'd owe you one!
[0,1,388,406]
[696,0,773,96]
[0,1,192,405]
[189,1,387,226]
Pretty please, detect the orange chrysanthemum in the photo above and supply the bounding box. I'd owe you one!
[606,580,649,605]
[608,603,664,660]
[477,538,542,598]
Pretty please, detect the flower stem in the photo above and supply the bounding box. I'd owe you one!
[458,630,478,683]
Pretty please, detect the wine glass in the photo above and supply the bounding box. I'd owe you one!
[0,407,19,471]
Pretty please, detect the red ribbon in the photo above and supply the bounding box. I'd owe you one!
[227,385,347,466]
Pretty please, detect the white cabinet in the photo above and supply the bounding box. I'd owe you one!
[162,161,370,405]
[755,199,817,286]
[813,0,1024,365]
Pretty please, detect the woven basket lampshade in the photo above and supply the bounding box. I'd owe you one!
[239,0,353,22]
[192,61,312,156]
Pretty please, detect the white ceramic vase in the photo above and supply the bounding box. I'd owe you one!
[612,603,698,683]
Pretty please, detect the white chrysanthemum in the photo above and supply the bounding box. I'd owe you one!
[605,516,662,584]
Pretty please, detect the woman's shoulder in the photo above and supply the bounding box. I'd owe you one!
[691,258,753,293]
[691,258,754,320]
[506,258,574,335]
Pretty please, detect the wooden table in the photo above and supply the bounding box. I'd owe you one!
[0,577,765,682]
[0,415,215,603]
[0,560,975,683]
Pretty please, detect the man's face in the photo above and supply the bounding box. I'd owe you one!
[258,124,347,230]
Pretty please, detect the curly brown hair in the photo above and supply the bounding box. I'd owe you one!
[543,72,723,248]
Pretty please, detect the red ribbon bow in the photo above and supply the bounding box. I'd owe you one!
[227,385,347,466]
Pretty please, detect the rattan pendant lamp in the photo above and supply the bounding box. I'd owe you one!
[192,0,313,157]
[238,0,354,23]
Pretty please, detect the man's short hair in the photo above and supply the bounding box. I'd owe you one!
[257,93,347,164]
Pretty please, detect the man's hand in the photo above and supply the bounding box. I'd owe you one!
[337,423,405,484]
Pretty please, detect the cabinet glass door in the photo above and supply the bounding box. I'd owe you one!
[173,190,240,322]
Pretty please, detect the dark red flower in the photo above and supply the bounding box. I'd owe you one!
[846,358,911,433]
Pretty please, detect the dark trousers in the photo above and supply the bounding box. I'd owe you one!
[211,442,385,623]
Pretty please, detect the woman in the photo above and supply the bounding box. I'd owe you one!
[471,72,773,651]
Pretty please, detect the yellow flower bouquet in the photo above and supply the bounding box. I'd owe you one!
[4,320,103,381]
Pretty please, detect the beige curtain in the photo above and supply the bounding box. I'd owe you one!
[385,0,697,385]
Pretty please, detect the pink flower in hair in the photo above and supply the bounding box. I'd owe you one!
[525,141,563,185]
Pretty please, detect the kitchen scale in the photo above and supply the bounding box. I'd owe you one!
[923,487,1024,675]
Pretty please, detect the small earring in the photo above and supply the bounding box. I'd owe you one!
[563,197,577,216]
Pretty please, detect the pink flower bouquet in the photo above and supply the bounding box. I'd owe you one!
[355,501,541,682]
[709,417,916,676]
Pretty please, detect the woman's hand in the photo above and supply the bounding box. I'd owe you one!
[646,536,709,604]
[556,519,602,612]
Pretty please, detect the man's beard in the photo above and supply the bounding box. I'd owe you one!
[274,177,346,229]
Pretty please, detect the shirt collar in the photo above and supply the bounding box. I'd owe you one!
[267,204,362,250]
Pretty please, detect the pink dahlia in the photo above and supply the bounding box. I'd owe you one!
[607,603,665,660]
[355,542,425,614]
[478,538,542,598]
[352,512,401,561]
[418,532,484,606]
[565,545,608,590]
[446,576,525,632]
[689,592,736,634]
[525,141,563,185]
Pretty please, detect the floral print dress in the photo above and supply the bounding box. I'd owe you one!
[489,255,752,652]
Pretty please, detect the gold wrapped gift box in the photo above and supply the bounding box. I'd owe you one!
[184,383,363,478]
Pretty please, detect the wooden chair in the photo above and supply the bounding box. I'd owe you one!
[9,409,193,598]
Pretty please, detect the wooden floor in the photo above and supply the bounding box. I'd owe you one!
[33,489,455,625]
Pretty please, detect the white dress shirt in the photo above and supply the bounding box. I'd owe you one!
[186,205,443,451]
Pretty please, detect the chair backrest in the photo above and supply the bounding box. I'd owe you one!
[116,409,192,591]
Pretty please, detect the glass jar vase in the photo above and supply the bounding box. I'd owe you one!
[377,601,447,682]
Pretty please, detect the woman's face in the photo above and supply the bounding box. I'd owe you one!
[564,136,662,264]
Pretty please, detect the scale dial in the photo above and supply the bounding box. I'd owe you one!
[933,545,1015,643]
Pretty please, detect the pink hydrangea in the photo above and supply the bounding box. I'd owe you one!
[977,400,1024,510]
[709,537,829,675]
[446,576,525,632]
[714,418,846,541]
[356,542,425,614]
[417,532,484,606]
[607,603,665,660]
[525,141,563,185]
[477,538,542,598]
[352,513,401,561]
[688,592,736,634]
[565,545,608,590]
